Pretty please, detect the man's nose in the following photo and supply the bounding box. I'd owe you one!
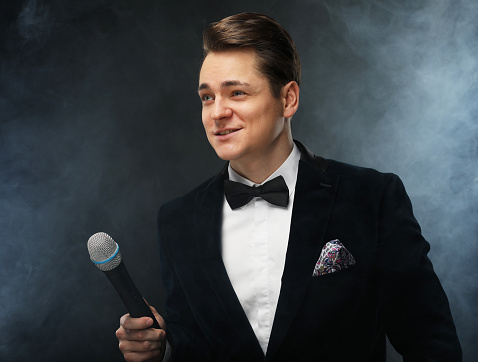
[211,98,233,121]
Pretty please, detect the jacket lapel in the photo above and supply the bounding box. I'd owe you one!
[194,166,264,361]
[266,142,339,360]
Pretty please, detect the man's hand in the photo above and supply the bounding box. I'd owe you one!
[116,305,167,362]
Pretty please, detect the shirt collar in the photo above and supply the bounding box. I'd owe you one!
[227,143,301,196]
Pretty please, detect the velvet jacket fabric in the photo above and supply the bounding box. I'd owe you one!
[157,141,461,361]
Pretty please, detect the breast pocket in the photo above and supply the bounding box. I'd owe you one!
[308,264,368,303]
[313,262,359,281]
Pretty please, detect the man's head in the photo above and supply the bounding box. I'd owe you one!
[202,12,301,98]
[199,13,300,182]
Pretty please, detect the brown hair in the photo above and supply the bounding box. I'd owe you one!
[202,12,301,98]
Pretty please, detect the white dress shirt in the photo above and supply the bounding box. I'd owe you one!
[221,144,301,354]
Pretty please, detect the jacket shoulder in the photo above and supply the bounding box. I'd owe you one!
[326,158,395,180]
[296,140,398,186]
[323,158,408,207]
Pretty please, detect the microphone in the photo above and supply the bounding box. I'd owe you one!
[87,232,160,329]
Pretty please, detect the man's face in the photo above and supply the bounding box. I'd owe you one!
[198,49,291,171]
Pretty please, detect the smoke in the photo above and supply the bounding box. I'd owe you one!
[293,0,478,357]
[17,0,52,44]
[0,0,214,359]
[0,0,476,360]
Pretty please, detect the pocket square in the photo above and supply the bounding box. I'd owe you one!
[312,239,356,276]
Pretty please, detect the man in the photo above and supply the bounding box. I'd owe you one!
[116,13,461,361]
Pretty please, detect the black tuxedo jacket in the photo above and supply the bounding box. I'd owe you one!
[157,141,461,361]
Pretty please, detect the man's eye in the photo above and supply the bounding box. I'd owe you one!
[202,95,213,102]
[232,90,245,97]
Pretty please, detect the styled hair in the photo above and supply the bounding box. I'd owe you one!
[202,12,301,98]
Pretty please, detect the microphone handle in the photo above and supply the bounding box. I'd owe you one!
[104,261,161,329]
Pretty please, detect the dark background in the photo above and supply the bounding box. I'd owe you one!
[1,0,476,361]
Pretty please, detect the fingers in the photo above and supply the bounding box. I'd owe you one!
[142,300,167,331]
[116,313,166,362]
[120,339,162,362]
[120,314,155,331]
[117,314,166,341]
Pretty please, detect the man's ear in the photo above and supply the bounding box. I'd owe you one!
[282,81,299,118]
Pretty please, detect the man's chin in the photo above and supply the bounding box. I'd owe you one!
[210,145,241,162]
[215,153,235,162]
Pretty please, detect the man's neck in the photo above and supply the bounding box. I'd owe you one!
[230,141,294,184]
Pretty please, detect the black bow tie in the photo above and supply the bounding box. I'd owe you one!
[224,175,289,210]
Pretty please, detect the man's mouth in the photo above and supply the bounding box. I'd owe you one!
[216,129,239,135]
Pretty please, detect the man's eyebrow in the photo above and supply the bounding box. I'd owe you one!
[222,80,250,87]
[198,80,250,92]
[198,83,210,92]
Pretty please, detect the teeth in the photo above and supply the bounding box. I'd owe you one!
[219,130,235,135]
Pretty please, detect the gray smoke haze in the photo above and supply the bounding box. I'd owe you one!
[17,0,52,43]
[0,0,476,360]
[293,0,478,357]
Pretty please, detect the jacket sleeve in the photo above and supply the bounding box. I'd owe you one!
[376,174,462,361]
[158,205,217,362]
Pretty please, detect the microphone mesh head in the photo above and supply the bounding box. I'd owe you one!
[87,232,122,271]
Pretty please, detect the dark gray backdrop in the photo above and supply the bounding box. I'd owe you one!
[1,0,476,361]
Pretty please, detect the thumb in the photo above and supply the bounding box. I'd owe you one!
[144,300,166,330]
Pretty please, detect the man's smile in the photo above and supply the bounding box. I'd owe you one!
[215,129,240,136]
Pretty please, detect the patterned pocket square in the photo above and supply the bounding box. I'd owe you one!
[312,239,356,276]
